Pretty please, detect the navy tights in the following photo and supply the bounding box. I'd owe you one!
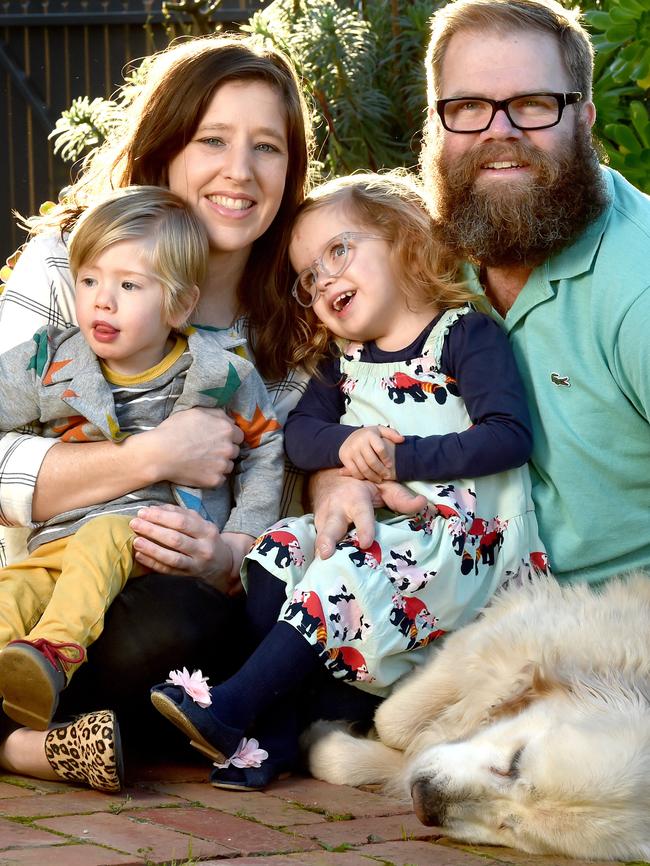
[208,561,380,768]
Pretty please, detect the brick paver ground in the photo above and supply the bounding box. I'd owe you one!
[0,757,632,866]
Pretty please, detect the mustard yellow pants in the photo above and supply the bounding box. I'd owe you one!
[0,515,145,679]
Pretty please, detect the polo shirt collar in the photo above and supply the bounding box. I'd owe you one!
[545,167,613,282]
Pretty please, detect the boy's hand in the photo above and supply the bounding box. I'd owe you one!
[339,425,404,483]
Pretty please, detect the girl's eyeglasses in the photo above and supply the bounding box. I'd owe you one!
[291,231,385,308]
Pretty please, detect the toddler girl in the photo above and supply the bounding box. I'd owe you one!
[151,172,547,790]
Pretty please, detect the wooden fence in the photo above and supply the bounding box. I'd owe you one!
[0,0,267,258]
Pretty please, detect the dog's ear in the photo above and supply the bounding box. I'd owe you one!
[488,663,569,720]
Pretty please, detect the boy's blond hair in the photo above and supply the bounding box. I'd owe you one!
[290,171,477,373]
[426,0,594,104]
[69,186,206,328]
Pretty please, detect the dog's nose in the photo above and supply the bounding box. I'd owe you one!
[411,778,446,827]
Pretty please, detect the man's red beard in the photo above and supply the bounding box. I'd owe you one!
[421,124,608,267]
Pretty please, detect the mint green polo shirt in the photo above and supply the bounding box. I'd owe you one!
[467,167,650,584]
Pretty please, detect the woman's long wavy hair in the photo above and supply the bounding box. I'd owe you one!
[26,35,314,379]
[289,171,478,375]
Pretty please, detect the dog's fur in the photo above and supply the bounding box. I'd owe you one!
[305,574,650,860]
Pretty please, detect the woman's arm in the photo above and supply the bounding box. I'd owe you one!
[0,235,76,530]
[33,408,242,520]
[0,234,76,342]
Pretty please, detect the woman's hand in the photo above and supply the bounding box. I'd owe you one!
[143,407,244,489]
[130,504,238,594]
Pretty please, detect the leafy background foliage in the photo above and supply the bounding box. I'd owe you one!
[50,0,650,191]
[586,0,650,189]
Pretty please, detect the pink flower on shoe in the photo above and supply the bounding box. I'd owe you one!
[214,737,269,770]
[167,667,212,707]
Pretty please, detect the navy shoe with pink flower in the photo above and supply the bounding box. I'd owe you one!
[150,668,245,765]
[210,743,293,791]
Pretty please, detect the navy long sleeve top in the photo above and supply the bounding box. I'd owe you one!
[284,311,533,482]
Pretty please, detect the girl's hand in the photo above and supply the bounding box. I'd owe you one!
[142,408,243,489]
[130,504,236,594]
[338,426,404,483]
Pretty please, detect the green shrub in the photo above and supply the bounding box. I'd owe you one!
[244,0,436,176]
[584,0,650,191]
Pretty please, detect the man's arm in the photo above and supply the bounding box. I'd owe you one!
[309,470,426,559]
[614,289,650,421]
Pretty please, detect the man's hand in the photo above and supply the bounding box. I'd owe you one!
[376,480,427,517]
[339,426,404,483]
[310,469,426,560]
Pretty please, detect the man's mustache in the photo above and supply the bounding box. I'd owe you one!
[447,141,558,183]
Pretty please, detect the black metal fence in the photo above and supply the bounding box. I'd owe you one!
[1,0,267,258]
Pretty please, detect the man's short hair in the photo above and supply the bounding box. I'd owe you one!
[426,0,594,103]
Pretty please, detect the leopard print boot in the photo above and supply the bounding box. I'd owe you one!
[44,709,124,793]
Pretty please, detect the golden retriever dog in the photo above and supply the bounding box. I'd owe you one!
[306,574,650,860]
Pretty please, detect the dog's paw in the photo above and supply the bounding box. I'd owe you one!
[306,726,363,785]
[307,724,407,791]
[375,698,418,750]
[299,719,350,753]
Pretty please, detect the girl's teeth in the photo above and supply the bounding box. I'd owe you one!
[208,195,253,210]
[333,291,355,311]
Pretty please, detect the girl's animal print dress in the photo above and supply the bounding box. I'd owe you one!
[244,308,547,697]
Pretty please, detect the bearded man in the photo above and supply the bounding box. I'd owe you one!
[312,0,649,587]
[419,0,650,583]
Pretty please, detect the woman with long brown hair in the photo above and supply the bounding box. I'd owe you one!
[0,33,313,789]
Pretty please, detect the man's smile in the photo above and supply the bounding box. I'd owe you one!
[480,160,528,170]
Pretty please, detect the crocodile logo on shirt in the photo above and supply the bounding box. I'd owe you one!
[550,372,571,388]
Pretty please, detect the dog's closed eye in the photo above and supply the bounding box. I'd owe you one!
[489,746,524,779]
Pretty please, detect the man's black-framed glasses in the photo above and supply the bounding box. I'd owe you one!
[435,92,582,133]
